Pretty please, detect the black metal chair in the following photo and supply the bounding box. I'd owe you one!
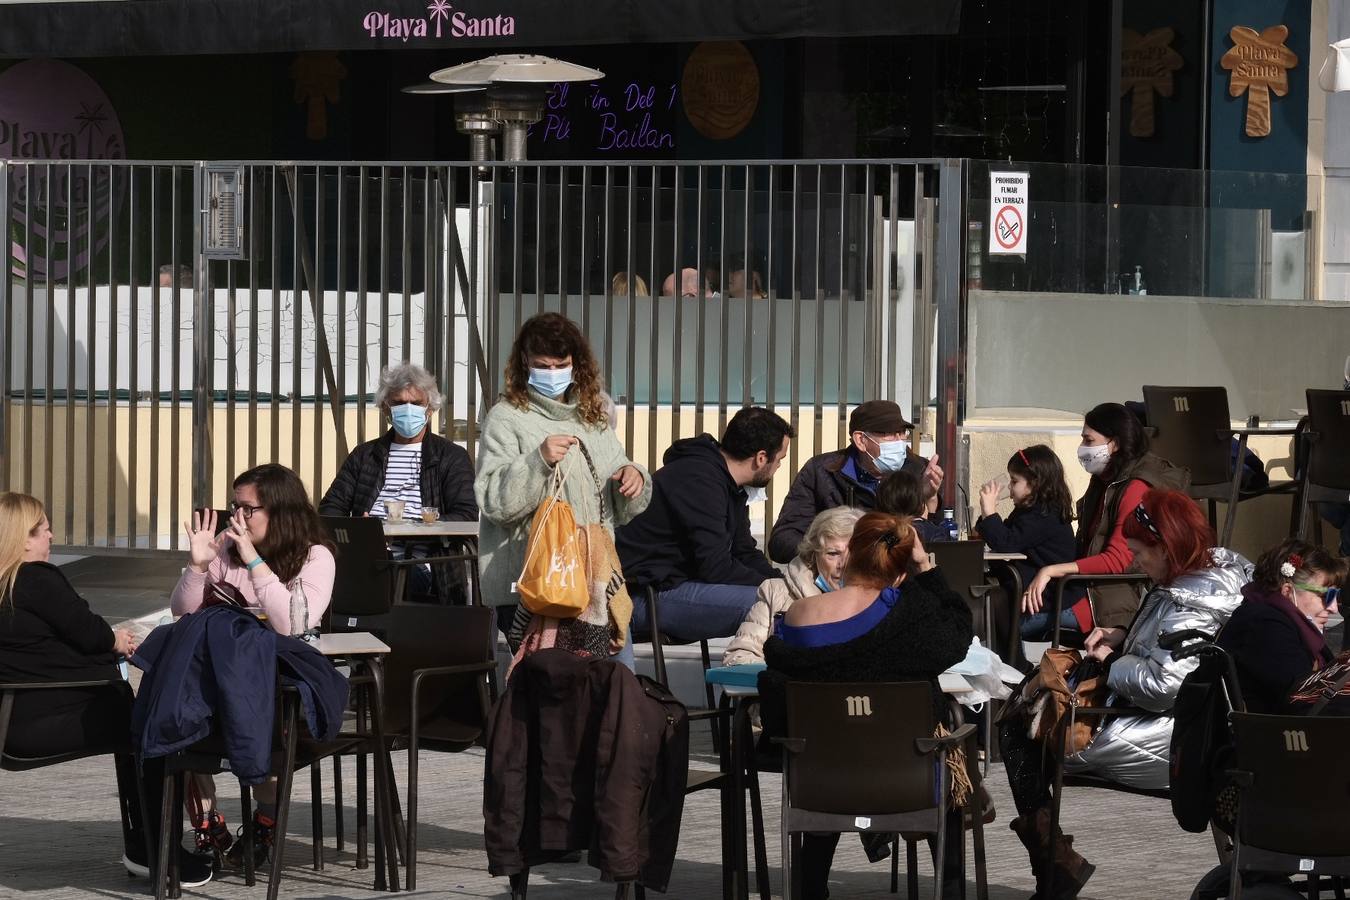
[1,678,155,870]
[1222,712,1350,900]
[776,681,987,900]
[1142,385,1299,547]
[929,541,1000,772]
[1049,572,1151,650]
[637,585,721,749]
[1296,389,1350,545]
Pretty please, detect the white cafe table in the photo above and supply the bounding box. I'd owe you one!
[379,520,480,539]
[378,520,482,606]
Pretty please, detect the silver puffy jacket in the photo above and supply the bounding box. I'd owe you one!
[1062,548,1252,790]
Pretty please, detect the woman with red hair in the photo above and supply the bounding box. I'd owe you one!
[1000,488,1251,899]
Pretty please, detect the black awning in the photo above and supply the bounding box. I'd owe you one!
[0,0,962,58]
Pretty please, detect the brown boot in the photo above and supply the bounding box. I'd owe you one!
[1008,815,1046,900]
[1032,808,1095,900]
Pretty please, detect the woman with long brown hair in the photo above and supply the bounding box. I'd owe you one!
[172,462,335,867]
[475,312,651,667]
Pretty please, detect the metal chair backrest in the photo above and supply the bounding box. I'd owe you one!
[381,604,494,743]
[785,681,936,815]
[1304,389,1350,494]
[321,516,398,618]
[0,680,127,771]
[928,540,990,634]
[1142,385,1232,487]
[1231,711,1350,859]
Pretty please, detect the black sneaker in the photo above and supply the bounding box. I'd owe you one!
[122,844,214,888]
[193,810,234,868]
[224,812,274,870]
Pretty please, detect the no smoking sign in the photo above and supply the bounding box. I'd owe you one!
[989,171,1029,256]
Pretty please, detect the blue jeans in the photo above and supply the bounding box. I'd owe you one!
[629,581,761,644]
[1019,605,1084,641]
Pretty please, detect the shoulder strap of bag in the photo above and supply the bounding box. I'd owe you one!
[572,438,608,521]
[517,455,576,578]
[1309,663,1350,716]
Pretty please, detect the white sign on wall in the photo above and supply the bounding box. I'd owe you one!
[988,171,1029,256]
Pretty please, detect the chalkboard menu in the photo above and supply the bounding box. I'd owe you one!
[528,77,679,156]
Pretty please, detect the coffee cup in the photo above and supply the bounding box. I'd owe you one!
[385,499,406,522]
[420,506,439,524]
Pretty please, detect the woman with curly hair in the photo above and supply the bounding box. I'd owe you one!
[475,312,652,667]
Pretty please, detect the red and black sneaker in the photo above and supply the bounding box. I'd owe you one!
[224,812,275,870]
[193,810,234,869]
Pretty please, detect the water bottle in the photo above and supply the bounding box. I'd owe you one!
[941,508,960,542]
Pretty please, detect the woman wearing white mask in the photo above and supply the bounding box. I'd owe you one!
[475,312,652,667]
[1020,402,1187,641]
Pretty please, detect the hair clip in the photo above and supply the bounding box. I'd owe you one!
[877,531,901,549]
[1133,502,1163,541]
[1017,448,1031,467]
[1280,560,1297,578]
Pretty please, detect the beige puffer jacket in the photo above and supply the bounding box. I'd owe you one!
[722,557,820,665]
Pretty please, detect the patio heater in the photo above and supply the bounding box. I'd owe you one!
[401,81,498,167]
[428,54,604,162]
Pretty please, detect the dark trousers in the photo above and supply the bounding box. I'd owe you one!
[797,811,966,900]
[9,682,164,857]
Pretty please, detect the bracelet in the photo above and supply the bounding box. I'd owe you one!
[246,556,266,571]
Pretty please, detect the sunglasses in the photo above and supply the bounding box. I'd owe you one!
[1293,582,1342,609]
[1133,503,1163,541]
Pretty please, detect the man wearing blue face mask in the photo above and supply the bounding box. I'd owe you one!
[320,363,478,599]
[767,400,942,564]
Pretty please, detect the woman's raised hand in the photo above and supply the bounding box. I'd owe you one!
[612,464,644,499]
[183,509,222,573]
[910,531,934,573]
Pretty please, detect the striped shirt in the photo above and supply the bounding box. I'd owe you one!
[369,443,423,519]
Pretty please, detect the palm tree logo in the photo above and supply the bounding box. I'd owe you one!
[1220,25,1298,138]
[427,0,451,38]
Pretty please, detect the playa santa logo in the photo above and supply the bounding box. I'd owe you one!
[362,0,517,41]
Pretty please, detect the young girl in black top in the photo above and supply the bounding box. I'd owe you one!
[975,445,1077,641]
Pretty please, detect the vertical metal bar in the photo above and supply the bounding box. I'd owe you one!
[601,167,614,395]
[646,164,659,471]
[42,164,54,521]
[401,165,412,363]
[248,166,259,468]
[170,166,183,544]
[356,166,368,444]
[764,164,776,543]
[84,163,96,544]
[717,164,729,432]
[862,164,875,402]
[379,165,391,379]
[192,162,213,513]
[789,163,803,495]
[106,163,118,542]
[579,166,591,354]
[812,164,824,457]
[439,167,453,441]
[694,165,706,437]
[887,164,901,406]
[467,167,480,449]
[534,163,545,316]
[836,164,847,448]
[126,166,139,545]
[934,159,969,516]
[226,219,236,497]
[557,165,569,320]
[22,163,34,499]
[314,166,327,500]
[271,167,282,463]
[486,166,502,401]
[292,169,303,473]
[623,166,636,457]
[670,165,684,443]
[335,166,348,466]
[741,164,752,411]
[512,165,523,345]
[65,163,76,539]
[149,166,160,546]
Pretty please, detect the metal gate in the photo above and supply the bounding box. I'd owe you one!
[0,158,964,553]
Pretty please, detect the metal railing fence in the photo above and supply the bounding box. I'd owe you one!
[0,158,956,553]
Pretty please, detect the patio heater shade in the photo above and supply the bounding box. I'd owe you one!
[0,0,964,57]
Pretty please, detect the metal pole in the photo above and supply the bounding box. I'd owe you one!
[933,159,968,526]
[191,162,213,511]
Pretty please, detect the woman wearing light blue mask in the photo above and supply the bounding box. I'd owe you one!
[722,505,862,666]
[475,313,652,670]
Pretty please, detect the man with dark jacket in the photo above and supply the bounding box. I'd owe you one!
[618,407,793,643]
[319,363,478,600]
[767,400,941,563]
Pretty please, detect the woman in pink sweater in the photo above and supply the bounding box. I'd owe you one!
[169,462,335,868]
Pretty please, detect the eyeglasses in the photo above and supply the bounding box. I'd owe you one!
[230,501,265,520]
[1293,582,1342,609]
[1133,503,1163,541]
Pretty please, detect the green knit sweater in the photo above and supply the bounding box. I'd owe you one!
[474,388,652,608]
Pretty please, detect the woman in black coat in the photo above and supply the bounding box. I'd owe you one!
[0,492,210,885]
[758,512,973,900]
[1217,538,1346,714]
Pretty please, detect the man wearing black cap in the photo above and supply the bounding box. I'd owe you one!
[767,400,941,563]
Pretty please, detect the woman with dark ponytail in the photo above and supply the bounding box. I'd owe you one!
[757,512,974,900]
